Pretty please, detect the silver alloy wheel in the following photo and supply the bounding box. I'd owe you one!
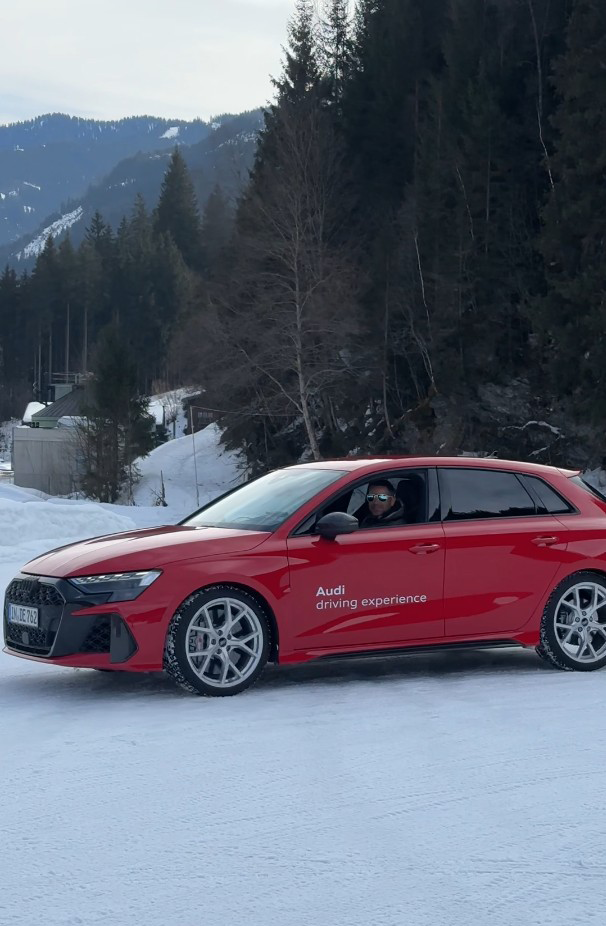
[185,596,264,689]
[553,582,606,664]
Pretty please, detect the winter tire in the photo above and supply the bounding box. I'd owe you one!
[537,572,606,671]
[164,585,270,696]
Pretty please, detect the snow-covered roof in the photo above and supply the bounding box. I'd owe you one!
[22,401,46,423]
[31,387,88,421]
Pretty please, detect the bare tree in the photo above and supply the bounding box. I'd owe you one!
[204,103,360,460]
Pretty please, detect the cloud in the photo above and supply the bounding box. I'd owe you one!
[0,0,294,124]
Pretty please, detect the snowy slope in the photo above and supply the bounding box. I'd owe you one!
[128,421,245,515]
[16,206,83,260]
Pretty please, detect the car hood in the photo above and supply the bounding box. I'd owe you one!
[22,526,271,578]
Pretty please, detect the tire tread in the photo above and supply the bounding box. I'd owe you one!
[537,571,606,673]
[164,584,270,697]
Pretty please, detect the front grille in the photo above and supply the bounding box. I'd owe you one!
[4,577,64,655]
[80,617,111,654]
[6,578,64,608]
[5,623,50,651]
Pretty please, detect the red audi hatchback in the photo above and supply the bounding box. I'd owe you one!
[4,457,606,696]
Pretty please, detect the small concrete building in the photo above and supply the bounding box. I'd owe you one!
[13,387,87,495]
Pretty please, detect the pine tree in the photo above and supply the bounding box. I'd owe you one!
[154,148,202,270]
[535,0,606,420]
[345,0,425,214]
[75,240,105,372]
[150,232,194,383]
[320,0,353,106]
[55,236,80,375]
[28,236,61,398]
[0,266,28,419]
[200,185,233,278]
[275,0,319,105]
[252,0,321,175]
[85,211,114,262]
[78,325,156,502]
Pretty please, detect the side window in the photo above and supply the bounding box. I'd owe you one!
[518,475,574,515]
[293,470,430,535]
[441,469,536,521]
[352,472,429,529]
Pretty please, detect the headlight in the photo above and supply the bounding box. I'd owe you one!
[68,570,162,601]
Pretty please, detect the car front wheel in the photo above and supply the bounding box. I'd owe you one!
[537,572,606,671]
[164,585,270,696]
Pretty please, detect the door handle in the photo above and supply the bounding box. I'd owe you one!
[409,543,441,555]
[532,535,559,547]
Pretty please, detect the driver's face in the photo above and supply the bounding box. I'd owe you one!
[367,485,396,517]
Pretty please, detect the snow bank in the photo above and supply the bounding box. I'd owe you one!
[0,483,49,502]
[0,478,187,592]
[0,495,133,545]
[0,489,136,592]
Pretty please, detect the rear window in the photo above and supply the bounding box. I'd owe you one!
[441,468,536,521]
[518,475,574,514]
[569,474,606,504]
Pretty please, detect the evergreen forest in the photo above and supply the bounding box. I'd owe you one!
[1,0,605,473]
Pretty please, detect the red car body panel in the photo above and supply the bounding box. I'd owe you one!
[5,456,606,673]
[286,523,445,649]
[442,516,567,637]
[24,526,270,575]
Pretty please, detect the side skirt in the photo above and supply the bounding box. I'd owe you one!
[316,639,526,662]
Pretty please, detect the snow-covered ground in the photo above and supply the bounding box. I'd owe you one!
[2,622,606,925]
[1,428,606,925]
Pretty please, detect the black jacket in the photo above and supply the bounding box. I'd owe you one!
[360,502,406,529]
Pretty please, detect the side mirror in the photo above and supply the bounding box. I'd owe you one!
[315,512,359,540]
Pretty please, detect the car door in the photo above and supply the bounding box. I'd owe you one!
[284,469,446,653]
[439,467,569,638]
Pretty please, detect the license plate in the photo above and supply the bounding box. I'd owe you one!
[7,603,39,627]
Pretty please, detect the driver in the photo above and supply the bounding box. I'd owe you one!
[360,480,406,529]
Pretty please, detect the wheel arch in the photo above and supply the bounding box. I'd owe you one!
[557,566,606,586]
[537,567,606,672]
[171,581,280,663]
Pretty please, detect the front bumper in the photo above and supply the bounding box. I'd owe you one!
[3,573,138,665]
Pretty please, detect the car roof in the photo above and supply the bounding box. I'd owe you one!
[287,457,579,478]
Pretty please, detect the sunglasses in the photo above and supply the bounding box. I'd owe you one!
[367,493,394,502]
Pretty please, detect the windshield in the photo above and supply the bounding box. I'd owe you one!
[182,467,347,532]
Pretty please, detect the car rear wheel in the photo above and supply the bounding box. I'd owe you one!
[164,586,270,696]
[537,572,606,671]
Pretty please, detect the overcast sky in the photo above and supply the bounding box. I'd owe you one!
[0,0,296,125]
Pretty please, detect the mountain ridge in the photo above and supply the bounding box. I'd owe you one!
[0,109,263,266]
[0,112,241,248]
